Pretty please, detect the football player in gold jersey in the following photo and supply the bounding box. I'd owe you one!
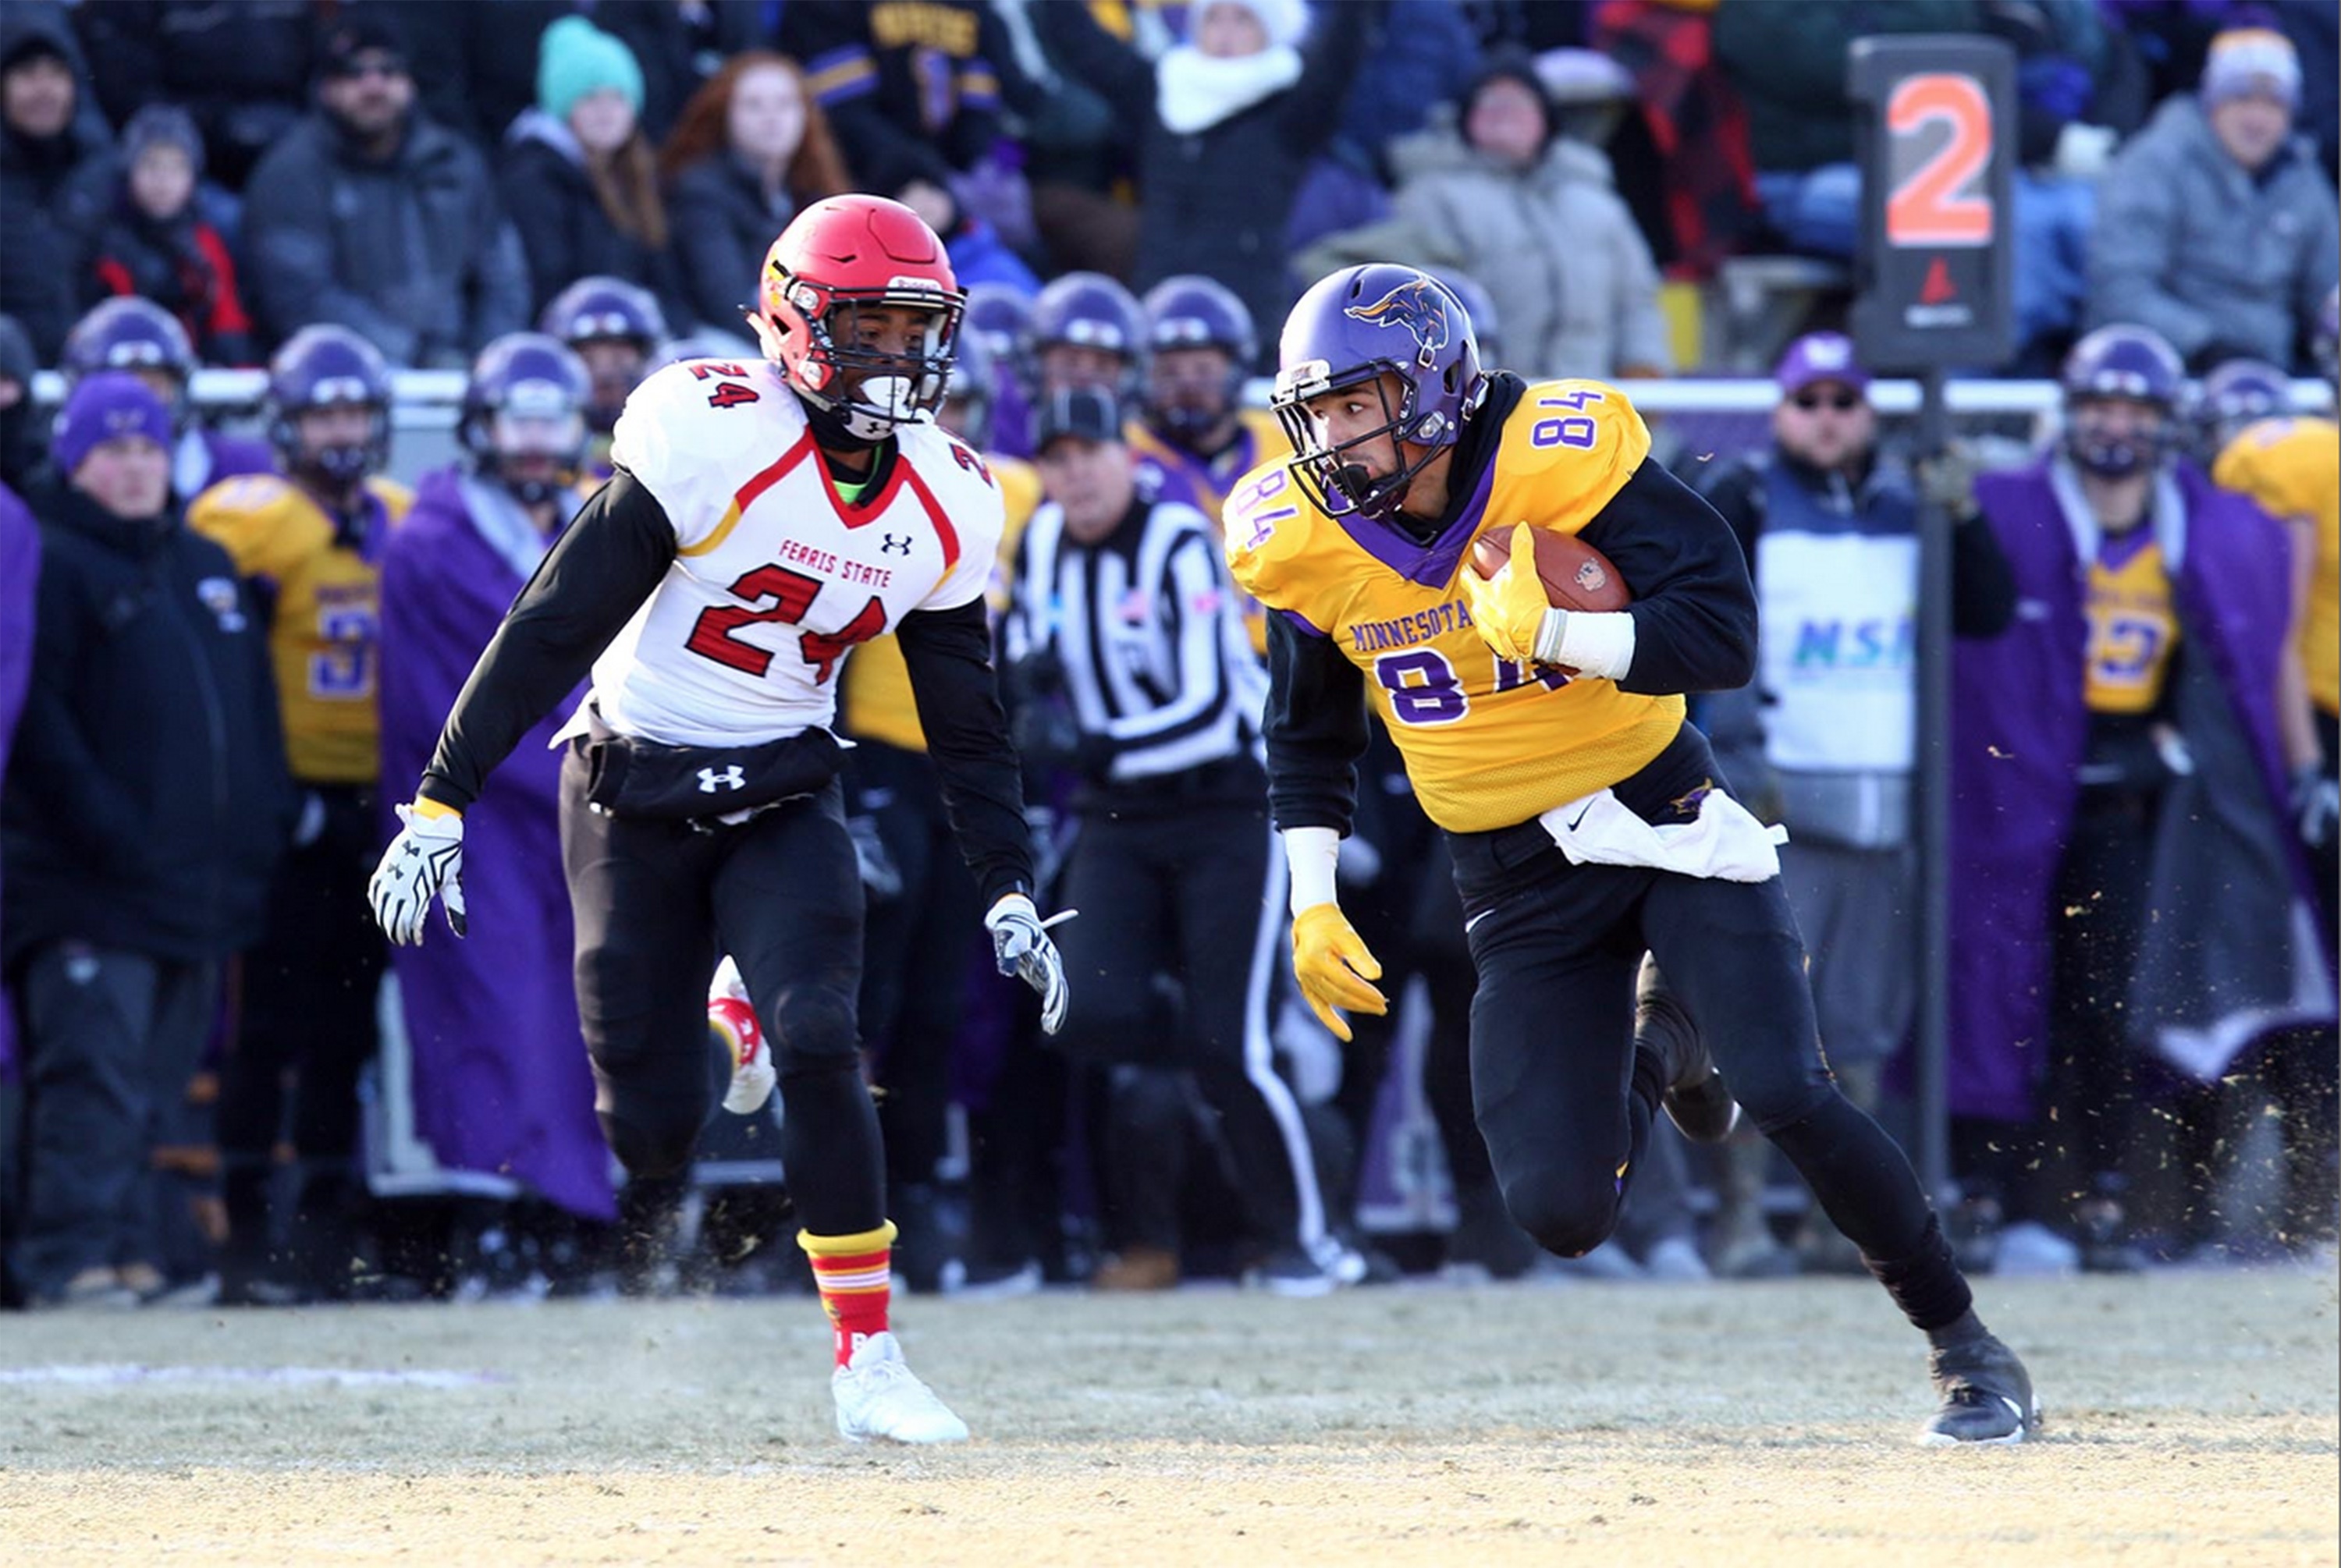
[1226,264,2034,1445]
[2213,310,2338,914]
[188,324,410,1304]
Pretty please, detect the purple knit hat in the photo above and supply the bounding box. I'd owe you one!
[51,371,172,475]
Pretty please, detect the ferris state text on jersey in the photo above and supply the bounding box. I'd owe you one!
[1223,379,1686,833]
[600,357,1007,748]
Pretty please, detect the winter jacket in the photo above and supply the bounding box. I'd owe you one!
[403,0,586,152]
[666,153,801,334]
[1038,0,1378,371]
[2087,94,2341,371]
[242,110,531,367]
[1,485,292,967]
[76,172,256,365]
[1298,126,1672,379]
[499,112,680,325]
[1714,0,1979,174]
[0,7,111,363]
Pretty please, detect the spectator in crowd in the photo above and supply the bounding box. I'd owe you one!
[80,105,257,367]
[243,14,531,368]
[538,275,670,471]
[502,17,677,324]
[189,326,410,1306]
[0,314,38,492]
[1586,0,1760,278]
[1037,0,1380,373]
[2088,27,2341,372]
[375,333,616,1240]
[73,0,318,193]
[599,0,776,143]
[1003,387,1343,1294]
[787,0,1022,251]
[1947,325,2334,1269]
[659,51,851,334]
[2,373,291,1310]
[0,7,109,362]
[1298,49,1672,380]
[1696,332,2016,1275]
[403,0,588,152]
[60,297,274,504]
[1717,0,1980,259]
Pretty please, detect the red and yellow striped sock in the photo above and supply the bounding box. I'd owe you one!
[800,1221,897,1367]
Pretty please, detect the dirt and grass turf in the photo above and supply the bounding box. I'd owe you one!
[3,1268,2335,1566]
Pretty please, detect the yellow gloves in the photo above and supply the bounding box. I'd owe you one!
[1291,903,1387,1043]
[1458,524,1551,665]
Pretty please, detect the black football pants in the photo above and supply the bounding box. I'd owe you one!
[558,750,883,1236]
[1446,728,1963,1325]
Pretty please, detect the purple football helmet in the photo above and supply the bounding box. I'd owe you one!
[2194,356,2294,457]
[2060,324,2183,477]
[269,324,393,486]
[539,275,670,350]
[1271,264,1485,520]
[463,332,591,504]
[62,297,198,428]
[1140,275,1256,442]
[1025,271,1146,396]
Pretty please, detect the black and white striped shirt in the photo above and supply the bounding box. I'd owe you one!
[1004,473,1265,782]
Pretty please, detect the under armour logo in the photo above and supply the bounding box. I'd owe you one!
[879,534,913,555]
[698,765,747,793]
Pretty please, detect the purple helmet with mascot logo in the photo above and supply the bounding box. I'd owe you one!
[2060,324,2183,477]
[1271,264,1485,520]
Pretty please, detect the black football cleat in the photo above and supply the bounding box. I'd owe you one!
[1920,1332,2040,1446]
[1635,957,1740,1144]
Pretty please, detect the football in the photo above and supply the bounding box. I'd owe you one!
[1468,525,1632,612]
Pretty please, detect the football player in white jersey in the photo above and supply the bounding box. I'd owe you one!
[368,194,1069,1445]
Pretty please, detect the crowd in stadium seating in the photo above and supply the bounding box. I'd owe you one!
[0,0,2335,1309]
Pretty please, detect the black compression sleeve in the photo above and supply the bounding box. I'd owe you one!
[418,469,676,811]
[1577,459,1760,697]
[896,595,1037,908]
[1264,610,1371,835]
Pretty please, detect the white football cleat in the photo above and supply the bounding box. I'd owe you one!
[709,956,776,1116]
[831,1332,969,1444]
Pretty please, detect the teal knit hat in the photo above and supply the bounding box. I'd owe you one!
[537,16,644,123]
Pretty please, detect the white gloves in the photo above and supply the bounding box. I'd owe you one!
[368,800,467,945]
[985,892,1071,1035]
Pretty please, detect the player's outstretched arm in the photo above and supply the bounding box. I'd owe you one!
[368,470,677,945]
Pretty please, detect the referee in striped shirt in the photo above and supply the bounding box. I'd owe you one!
[1004,387,1342,1294]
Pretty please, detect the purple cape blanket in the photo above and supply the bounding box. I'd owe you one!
[1949,456,2333,1121]
[377,469,613,1218]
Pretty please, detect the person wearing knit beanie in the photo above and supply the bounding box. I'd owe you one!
[2197,26,2300,176]
[537,16,644,126]
[2200,27,2300,113]
[50,370,172,502]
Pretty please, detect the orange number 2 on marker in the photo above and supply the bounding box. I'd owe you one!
[1886,73,1993,247]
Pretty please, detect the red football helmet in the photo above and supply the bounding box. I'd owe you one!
[752,193,964,440]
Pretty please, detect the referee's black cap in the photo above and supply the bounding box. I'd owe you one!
[1034,386,1126,454]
